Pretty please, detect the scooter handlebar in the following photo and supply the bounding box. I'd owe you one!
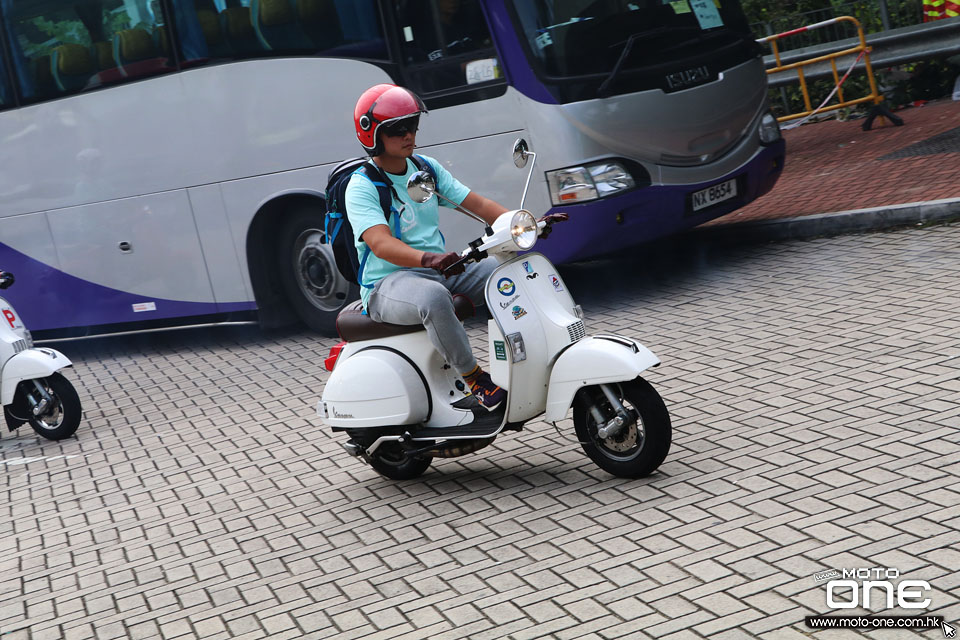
[442,255,472,276]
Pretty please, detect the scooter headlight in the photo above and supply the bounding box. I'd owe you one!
[511,210,538,250]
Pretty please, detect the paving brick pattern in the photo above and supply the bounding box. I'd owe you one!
[2,225,960,639]
[711,99,960,226]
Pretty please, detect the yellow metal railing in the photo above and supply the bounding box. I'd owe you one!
[758,16,900,128]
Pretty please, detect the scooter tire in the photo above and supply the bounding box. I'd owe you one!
[369,443,433,480]
[25,373,82,441]
[573,377,670,479]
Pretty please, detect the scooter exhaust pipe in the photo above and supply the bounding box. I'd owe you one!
[341,442,363,457]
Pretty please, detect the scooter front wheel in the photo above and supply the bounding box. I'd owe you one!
[22,373,82,441]
[573,377,670,478]
[368,442,433,480]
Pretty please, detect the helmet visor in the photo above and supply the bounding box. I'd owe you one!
[379,115,420,138]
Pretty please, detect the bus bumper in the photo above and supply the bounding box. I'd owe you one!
[538,140,785,264]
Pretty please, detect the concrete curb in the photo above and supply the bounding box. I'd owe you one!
[688,197,960,244]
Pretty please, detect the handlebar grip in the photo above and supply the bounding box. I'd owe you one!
[442,256,471,275]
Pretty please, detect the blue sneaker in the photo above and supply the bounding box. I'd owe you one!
[468,371,506,411]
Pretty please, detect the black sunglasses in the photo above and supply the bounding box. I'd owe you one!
[380,116,420,137]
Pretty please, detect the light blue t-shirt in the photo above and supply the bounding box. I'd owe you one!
[344,155,471,309]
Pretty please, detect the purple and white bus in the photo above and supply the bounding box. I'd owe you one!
[0,0,783,337]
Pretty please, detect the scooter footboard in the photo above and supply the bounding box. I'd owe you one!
[544,336,659,422]
[1,348,72,405]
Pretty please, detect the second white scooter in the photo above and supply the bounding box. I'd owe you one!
[320,140,670,479]
[0,271,82,440]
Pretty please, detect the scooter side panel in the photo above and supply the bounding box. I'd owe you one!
[321,348,429,428]
[322,331,475,430]
[1,349,72,406]
[544,337,660,422]
[485,254,581,423]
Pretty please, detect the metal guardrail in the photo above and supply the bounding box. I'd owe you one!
[762,16,960,88]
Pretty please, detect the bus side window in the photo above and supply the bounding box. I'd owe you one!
[395,0,503,94]
[170,0,386,65]
[0,0,174,103]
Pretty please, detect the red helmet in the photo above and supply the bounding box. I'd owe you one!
[354,84,427,154]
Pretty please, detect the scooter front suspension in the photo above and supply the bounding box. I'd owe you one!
[595,384,635,440]
[26,379,53,417]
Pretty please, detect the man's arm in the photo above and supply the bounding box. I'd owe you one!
[362,225,465,276]
[361,225,425,267]
[459,192,509,226]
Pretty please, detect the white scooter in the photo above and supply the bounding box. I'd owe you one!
[0,272,82,440]
[319,140,670,479]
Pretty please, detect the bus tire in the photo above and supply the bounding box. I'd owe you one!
[277,205,358,335]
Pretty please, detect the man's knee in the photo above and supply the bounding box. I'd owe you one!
[419,282,456,321]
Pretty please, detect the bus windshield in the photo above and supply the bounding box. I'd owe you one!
[509,0,754,79]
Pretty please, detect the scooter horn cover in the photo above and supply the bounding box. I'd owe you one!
[354,84,428,153]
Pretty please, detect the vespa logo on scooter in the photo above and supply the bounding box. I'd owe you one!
[497,278,516,296]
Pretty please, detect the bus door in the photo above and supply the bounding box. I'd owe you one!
[383,0,530,249]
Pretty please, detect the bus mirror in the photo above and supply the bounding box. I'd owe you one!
[407,171,436,203]
[513,138,530,168]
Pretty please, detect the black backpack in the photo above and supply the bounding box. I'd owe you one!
[324,155,437,286]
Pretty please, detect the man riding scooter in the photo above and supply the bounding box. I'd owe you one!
[346,84,565,411]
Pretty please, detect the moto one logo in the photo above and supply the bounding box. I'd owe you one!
[825,568,931,610]
[665,66,710,90]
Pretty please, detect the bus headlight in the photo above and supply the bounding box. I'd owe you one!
[511,210,538,250]
[546,161,636,205]
[759,112,781,144]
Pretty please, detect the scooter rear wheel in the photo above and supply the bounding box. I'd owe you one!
[369,442,433,480]
[573,377,670,478]
[22,373,82,441]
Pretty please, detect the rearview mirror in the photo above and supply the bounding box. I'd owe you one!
[406,171,437,203]
[513,138,531,168]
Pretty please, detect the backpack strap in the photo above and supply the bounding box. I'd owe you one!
[353,162,402,289]
[352,157,440,289]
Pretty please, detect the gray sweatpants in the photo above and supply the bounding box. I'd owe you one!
[366,260,496,375]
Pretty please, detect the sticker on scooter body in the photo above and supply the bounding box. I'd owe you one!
[2,308,21,329]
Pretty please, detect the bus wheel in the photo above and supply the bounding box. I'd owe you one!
[278,206,358,335]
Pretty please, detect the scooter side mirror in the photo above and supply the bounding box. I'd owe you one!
[512,138,537,210]
[512,138,530,168]
[406,171,437,203]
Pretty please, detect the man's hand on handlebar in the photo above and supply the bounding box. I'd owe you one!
[538,212,569,240]
[421,251,466,278]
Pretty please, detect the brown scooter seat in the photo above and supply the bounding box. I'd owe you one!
[336,294,475,342]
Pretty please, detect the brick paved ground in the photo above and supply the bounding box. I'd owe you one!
[711,98,960,226]
[2,225,960,639]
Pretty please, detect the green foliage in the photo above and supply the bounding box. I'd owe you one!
[20,6,134,57]
[23,17,91,56]
[744,0,923,38]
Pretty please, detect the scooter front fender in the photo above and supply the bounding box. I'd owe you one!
[1,348,72,406]
[544,336,659,422]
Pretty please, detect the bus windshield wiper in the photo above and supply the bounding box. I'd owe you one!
[598,32,642,98]
[597,26,699,98]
